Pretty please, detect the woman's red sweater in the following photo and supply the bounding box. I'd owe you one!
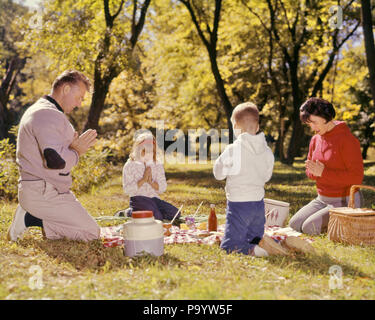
[306,121,364,197]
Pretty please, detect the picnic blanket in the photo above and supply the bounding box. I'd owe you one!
[100,224,306,248]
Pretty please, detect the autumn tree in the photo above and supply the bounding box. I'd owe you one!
[85,0,151,131]
[242,0,361,163]
[361,0,375,108]
[0,0,27,140]
[23,0,151,133]
[178,0,235,141]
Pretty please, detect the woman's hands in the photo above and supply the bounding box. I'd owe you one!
[137,166,159,190]
[305,159,325,177]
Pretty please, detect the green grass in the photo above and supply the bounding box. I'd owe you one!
[1,159,375,300]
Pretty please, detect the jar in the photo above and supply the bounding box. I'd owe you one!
[123,211,164,257]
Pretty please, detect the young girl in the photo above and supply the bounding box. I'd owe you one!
[122,132,180,222]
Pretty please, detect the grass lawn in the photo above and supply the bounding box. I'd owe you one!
[1,159,375,300]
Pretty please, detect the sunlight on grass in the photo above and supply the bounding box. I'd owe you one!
[1,161,375,300]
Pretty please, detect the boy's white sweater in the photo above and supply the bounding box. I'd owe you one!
[213,132,274,202]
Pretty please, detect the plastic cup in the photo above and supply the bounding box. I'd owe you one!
[185,216,195,229]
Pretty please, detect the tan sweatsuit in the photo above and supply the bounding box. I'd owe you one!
[16,96,100,241]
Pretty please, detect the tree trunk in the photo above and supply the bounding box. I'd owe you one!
[286,108,304,164]
[83,0,151,132]
[362,143,369,160]
[0,57,26,139]
[86,91,106,131]
[361,0,375,107]
[275,115,291,161]
[207,50,234,142]
[84,79,110,132]
[180,0,234,141]
[0,100,8,140]
[285,61,304,164]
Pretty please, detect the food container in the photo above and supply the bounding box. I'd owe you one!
[328,185,375,245]
[122,211,164,257]
[264,198,290,227]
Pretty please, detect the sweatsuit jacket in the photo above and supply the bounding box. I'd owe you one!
[16,96,79,193]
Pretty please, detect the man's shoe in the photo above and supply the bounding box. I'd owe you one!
[7,205,27,241]
[259,234,290,256]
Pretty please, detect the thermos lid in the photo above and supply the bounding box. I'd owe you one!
[132,211,153,219]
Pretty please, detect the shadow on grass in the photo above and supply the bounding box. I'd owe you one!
[265,250,373,279]
[268,172,310,185]
[166,167,314,190]
[166,169,224,189]
[18,237,184,272]
[166,168,213,179]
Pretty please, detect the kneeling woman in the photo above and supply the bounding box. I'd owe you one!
[289,97,364,235]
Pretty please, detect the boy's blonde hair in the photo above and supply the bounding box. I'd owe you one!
[231,102,259,131]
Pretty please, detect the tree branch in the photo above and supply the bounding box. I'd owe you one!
[241,0,271,33]
[180,0,210,49]
[130,0,152,49]
[104,0,125,28]
[104,0,113,28]
[277,0,293,37]
[311,20,360,96]
[131,0,138,39]
[211,0,222,48]
[337,20,361,50]
[113,0,125,20]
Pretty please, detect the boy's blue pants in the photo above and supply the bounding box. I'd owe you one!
[220,199,265,255]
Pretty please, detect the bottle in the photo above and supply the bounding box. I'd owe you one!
[208,204,217,232]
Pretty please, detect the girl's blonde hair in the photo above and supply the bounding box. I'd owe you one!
[129,132,157,162]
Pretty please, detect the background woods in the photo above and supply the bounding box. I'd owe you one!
[0,0,374,189]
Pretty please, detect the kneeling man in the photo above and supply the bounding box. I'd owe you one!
[8,70,100,242]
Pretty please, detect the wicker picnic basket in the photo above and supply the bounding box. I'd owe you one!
[328,185,375,245]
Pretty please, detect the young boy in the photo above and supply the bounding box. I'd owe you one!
[213,102,286,256]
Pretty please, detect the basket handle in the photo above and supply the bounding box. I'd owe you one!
[348,185,375,208]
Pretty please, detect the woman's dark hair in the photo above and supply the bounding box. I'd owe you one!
[299,97,336,123]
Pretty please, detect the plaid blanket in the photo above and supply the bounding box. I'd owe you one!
[100,224,306,248]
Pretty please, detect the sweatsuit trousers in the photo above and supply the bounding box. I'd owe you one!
[220,199,265,255]
[18,180,100,241]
